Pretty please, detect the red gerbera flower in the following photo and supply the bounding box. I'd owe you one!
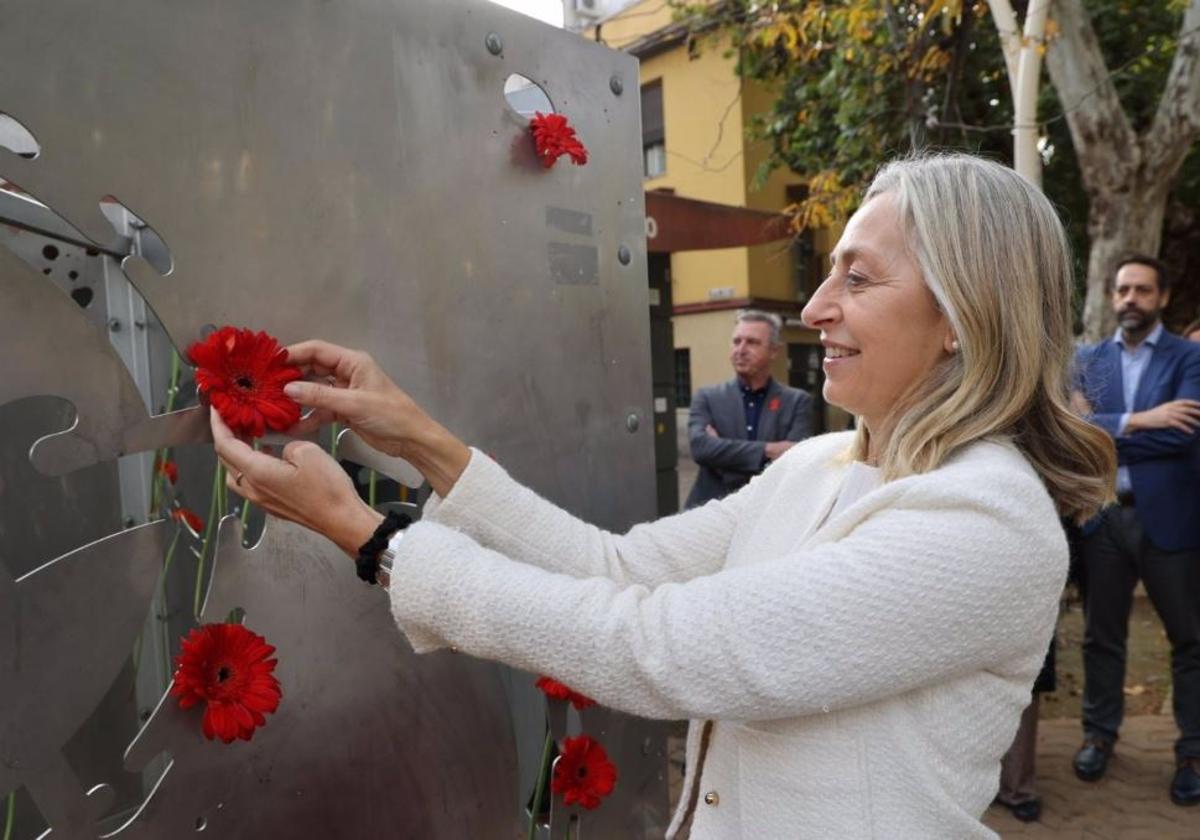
[187,326,303,439]
[551,735,617,810]
[158,459,179,484]
[535,675,596,710]
[529,112,588,168]
[171,623,282,744]
[172,507,205,534]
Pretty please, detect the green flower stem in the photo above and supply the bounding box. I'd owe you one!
[131,631,144,675]
[368,469,378,509]
[330,421,340,460]
[4,789,15,840]
[149,351,183,516]
[239,441,259,531]
[193,463,223,621]
[158,529,181,684]
[527,728,554,840]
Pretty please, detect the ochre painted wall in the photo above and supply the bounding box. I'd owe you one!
[595,0,838,404]
[673,309,737,393]
[636,36,751,306]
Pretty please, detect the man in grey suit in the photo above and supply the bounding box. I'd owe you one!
[685,310,815,508]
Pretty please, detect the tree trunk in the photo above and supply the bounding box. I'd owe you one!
[1078,177,1169,339]
[1046,0,1200,340]
[986,0,1051,187]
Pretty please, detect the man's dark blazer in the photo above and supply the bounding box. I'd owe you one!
[1075,329,1200,551]
[685,377,814,508]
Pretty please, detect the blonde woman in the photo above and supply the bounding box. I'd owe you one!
[212,154,1115,838]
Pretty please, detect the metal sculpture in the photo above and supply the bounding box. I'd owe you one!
[0,0,666,835]
[0,523,167,840]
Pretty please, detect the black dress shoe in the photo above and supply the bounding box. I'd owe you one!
[1002,798,1042,823]
[1073,737,1113,782]
[1171,758,1200,806]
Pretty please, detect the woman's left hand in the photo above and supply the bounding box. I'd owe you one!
[210,408,384,556]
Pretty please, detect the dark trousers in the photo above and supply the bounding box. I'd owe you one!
[998,696,1041,805]
[1080,505,1200,758]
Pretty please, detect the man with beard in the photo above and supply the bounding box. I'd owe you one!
[685,310,813,508]
[1072,255,1200,806]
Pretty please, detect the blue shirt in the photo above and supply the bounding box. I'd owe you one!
[738,378,771,440]
[1114,322,1164,494]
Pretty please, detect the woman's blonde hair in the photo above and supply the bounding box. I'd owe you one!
[853,153,1115,524]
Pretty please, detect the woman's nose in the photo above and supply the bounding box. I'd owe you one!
[801,277,838,330]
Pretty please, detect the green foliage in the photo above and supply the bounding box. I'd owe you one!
[674,0,1199,318]
[672,1,1014,226]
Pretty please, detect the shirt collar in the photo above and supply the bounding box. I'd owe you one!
[738,377,771,396]
[1114,321,1164,350]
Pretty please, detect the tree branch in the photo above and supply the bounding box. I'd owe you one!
[1013,0,1051,185]
[986,0,1022,103]
[1146,0,1200,182]
[1043,0,1136,194]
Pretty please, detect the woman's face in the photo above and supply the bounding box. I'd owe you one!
[800,194,954,433]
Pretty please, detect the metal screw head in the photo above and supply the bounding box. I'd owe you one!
[617,244,631,265]
[485,32,503,55]
[108,318,122,332]
[609,75,624,95]
[625,413,640,433]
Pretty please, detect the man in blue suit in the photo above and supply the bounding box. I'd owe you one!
[1072,255,1200,807]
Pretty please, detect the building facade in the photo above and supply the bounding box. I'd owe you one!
[585,0,844,432]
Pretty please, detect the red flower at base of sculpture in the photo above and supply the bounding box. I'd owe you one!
[535,675,596,710]
[187,326,303,439]
[171,623,282,743]
[551,735,618,810]
[172,507,205,534]
[529,112,588,168]
[158,459,179,484]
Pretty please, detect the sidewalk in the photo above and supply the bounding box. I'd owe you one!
[984,714,1197,838]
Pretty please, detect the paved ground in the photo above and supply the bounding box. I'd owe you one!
[984,714,1198,838]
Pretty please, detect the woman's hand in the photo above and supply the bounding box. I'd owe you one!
[210,408,383,557]
[281,340,470,497]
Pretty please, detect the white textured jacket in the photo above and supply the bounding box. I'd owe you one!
[387,431,1067,838]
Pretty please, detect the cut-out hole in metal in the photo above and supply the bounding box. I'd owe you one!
[70,287,94,309]
[503,74,554,118]
[0,111,39,158]
[98,195,174,275]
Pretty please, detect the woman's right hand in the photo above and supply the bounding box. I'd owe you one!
[282,340,470,497]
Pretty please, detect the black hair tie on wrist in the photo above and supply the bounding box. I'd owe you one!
[356,510,411,585]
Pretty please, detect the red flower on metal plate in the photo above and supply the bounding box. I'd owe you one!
[529,112,588,168]
[171,623,282,743]
[551,735,617,810]
[159,459,179,484]
[187,326,303,439]
[535,675,596,710]
[172,507,205,534]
